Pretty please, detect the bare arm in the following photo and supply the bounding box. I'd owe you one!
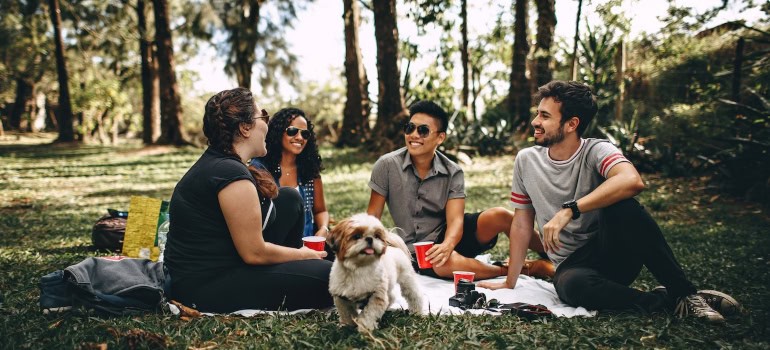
[366,189,386,219]
[542,162,645,252]
[312,177,330,237]
[478,208,535,290]
[426,197,464,267]
[219,180,325,265]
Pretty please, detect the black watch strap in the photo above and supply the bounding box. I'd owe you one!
[562,200,581,220]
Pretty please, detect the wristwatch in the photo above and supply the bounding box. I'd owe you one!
[562,200,581,220]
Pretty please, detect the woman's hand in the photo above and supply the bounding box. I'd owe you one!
[300,246,327,259]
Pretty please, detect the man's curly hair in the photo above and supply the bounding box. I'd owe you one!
[261,108,324,182]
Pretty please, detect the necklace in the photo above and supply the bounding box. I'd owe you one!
[276,164,296,177]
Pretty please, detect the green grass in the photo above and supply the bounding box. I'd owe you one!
[1,134,769,349]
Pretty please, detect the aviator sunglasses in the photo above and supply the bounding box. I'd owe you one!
[286,126,312,139]
[403,122,435,138]
[256,109,270,123]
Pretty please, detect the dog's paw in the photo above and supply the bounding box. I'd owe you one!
[339,319,355,327]
[354,319,378,333]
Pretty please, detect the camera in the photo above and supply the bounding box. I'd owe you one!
[448,279,487,309]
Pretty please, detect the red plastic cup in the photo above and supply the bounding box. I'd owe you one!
[302,236,326,251]
[413,242,434,269]
[453,271,476,292]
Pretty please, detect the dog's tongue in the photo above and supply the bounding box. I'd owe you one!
[364,248,375,255]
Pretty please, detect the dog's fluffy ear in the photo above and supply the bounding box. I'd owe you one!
[328,218,352,254]
[385,228,411,258]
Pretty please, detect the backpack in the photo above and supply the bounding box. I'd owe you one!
[39,256,168,316]
[91,209,128,251]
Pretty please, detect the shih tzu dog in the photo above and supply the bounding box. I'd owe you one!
[328,213,423,333]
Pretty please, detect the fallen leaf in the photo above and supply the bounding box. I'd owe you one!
[48,319,63,329]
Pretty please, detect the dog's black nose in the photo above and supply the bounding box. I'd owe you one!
[365,237,373,245]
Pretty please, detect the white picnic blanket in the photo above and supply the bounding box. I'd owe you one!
[185,274,595,318]
[389,274,596,317]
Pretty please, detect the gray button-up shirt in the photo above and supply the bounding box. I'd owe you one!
[368,147,465,252]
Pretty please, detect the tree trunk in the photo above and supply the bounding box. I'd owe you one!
[226,0,260,89]
[732,37,744,104]
[49,0,76,142]
[371,0,408,151]
[138,0,161,144]
[460,0,470,117]
[508,0,531,132]
[338,0,371,147]
[10,78,33,131]
[152,0,188,145]
[570,0,583,81]
[614,39,625,121]
[534,0,556,89]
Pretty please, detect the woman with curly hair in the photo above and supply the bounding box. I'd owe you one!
[165,89,332,312]
[250,107,330,238]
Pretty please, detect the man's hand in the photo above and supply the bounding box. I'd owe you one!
[542,208,571,253]
[477,280,513,290]
[426,242,455,267]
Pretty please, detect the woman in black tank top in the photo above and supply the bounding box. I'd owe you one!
[164,88,333,313]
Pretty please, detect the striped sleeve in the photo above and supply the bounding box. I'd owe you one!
[591,142,630,178]
[510,154,534,209]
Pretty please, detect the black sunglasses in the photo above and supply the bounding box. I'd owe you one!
[286,126,311,139]
[403,122,434,137]
[256,109,270,123]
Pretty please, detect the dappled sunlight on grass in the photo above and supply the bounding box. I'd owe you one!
[1,139,769,348]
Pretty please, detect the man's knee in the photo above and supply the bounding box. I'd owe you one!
[554,268,599,307]
[478,207,513,234]
[603,198,642,216]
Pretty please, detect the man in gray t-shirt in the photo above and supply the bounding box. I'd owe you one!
[479,81,738,323]
[367,101,547,280]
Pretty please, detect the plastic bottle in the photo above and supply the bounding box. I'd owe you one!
[157,212,170,262]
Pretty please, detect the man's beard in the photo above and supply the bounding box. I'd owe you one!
[534,124,566,147]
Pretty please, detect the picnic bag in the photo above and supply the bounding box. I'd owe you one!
[91,209,128,251]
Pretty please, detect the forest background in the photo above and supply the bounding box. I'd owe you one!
[1,0,768,202]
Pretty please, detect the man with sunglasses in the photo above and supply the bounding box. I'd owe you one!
[367,101,533,280]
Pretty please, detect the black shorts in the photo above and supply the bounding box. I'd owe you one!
[411,211,499,277]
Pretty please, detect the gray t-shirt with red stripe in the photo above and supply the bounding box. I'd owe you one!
[510,138,629,266]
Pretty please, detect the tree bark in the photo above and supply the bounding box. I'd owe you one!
[339,0,371,147]
[570,0,583,81]
[614,39,625,121]
[152,0,188,145]
[226,0,261,89]
[534,0,556,89]
[732,37,744,104]
[10,78,33,131]
[371,0,408,151]
[49,0,76,142]
[138,0,161,144]
[508,0,531,132]
[460,0,470,116]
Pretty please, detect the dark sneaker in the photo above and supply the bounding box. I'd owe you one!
[675,294,725,323]
[697,290,741,316]
[652,287,740,316]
